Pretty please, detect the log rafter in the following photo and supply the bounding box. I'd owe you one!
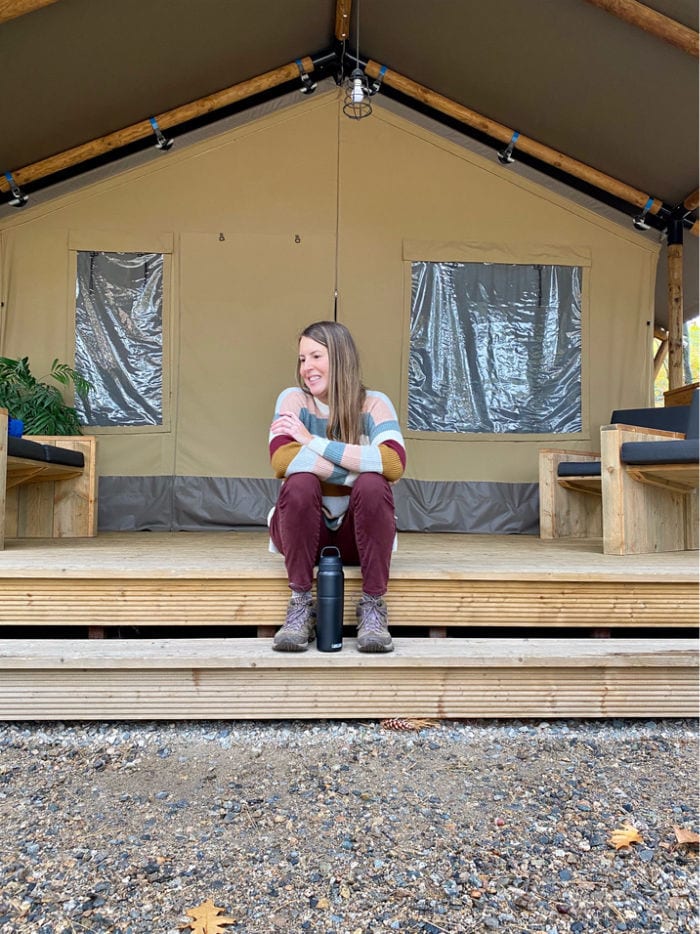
[365,60,669,219]
[683,189,699,211]
[583,0,699,57]
[0,0,59,25]
[0,58,314,195]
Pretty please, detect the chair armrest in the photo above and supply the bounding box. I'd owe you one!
[539,449,603,540]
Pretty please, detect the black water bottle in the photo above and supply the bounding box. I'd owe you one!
[316,546,344,652]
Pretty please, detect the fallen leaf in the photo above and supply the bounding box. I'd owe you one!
[182,899,236,933]
[673,826,700,847]
[609,823,644,850]
[380,717,437,732]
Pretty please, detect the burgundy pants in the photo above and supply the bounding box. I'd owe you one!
[269,472,396,596]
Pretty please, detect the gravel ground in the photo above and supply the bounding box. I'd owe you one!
[0,719,697,934]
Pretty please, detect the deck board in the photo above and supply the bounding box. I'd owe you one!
[0,531,696,581]
[0,638,696,720]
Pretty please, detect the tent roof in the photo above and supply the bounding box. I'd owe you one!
[0,0,697,321]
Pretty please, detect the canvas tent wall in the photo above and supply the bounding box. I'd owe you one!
[0,88,659,532]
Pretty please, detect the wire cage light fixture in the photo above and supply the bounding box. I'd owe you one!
[343,0,372,119]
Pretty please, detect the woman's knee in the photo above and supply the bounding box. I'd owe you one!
[278,473,322,510]
[351,473,393,507]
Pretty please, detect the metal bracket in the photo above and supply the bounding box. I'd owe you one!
[4,171,28,207]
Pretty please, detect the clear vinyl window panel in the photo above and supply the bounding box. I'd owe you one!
[409,262,582,434]
[75,251,164,427]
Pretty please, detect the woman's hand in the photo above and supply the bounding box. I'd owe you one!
[271,411,313,445]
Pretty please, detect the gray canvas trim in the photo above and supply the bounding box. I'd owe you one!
[98,476,539,534]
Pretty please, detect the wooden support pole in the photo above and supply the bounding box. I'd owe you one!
[335,0,352,40]
[667,242,684,391]
[0,0,59,25]
[582,0,699,57]
[0,57,315,194]
[364,61,665,216]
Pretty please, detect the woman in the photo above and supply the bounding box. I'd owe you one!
[268,320,406,653]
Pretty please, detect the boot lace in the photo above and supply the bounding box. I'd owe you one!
[358,595,387,633]
[285,594,314,631]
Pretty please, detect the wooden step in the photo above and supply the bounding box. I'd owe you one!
[1,638,696,720]
[0,532,696,632]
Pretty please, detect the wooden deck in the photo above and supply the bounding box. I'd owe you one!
[0,531,696,720]
[0,530,697,631]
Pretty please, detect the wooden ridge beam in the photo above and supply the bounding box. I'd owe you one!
[0,0,59,25]
[582,0,699,57]
[335,0,351,41]
[0,57,314,194]
[365,60,665,217]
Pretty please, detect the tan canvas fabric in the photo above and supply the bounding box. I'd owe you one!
[0,90,658,484]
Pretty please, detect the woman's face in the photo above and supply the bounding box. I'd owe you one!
[298,335,330,403]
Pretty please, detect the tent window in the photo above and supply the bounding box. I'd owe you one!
[408,261,582,434]
[74,251,164,427]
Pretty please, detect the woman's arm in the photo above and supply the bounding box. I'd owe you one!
[269,389,354,484]
[304,392,406,481]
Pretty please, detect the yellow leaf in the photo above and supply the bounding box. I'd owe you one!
[380,717,437,732]
[183,899,236,933]
[609,823,644,850]
[673,826,700,847]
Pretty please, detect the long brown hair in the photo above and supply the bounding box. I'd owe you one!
[297,321,366,443]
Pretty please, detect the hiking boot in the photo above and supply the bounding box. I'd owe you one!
[356,594,394,653]
[273,592,316,652]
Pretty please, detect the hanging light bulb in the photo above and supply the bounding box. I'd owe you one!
[342,0,372,120]
[344,67,372,119]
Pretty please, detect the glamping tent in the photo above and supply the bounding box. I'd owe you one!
[0,0,697,534]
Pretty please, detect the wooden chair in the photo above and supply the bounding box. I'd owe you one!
[0,408,98,548]
[539,403,690,541]
[601,390,698,555]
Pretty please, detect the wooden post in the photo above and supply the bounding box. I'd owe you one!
[667,219,684,392]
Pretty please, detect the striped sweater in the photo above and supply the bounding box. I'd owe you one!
[269,387,406,529]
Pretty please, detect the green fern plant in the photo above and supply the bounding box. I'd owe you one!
[0,356,92,435]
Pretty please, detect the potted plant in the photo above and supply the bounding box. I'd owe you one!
[0,356,92,435]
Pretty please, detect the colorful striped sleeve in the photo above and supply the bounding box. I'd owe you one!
[305,391,406,481]
[269,388,353,484]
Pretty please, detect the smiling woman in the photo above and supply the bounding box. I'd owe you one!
[267,320,406,655]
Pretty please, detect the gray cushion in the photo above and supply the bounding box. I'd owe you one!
[621,439,699,466]
[7,436,84,468]
[558,460,601,477]
[610,405,689,433]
